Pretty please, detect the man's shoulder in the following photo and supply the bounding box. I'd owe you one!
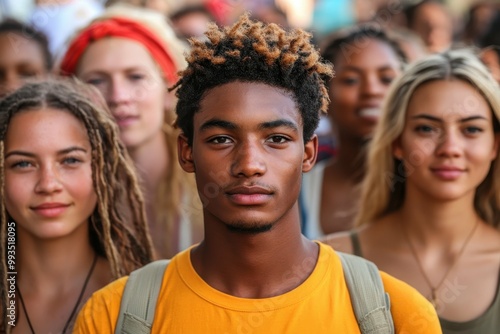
[73,276,129,334]
[380,271,442,333]
[82,276,129,314]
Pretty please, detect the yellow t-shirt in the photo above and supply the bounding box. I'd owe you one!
[74,242,441,333]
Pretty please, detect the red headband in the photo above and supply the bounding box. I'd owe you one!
[60,17,178,83]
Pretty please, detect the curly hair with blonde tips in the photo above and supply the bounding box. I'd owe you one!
[172,13,334,145]
[0,79,154,332]
[356,49,500,228]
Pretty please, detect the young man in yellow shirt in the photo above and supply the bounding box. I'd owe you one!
[74,13,441,334]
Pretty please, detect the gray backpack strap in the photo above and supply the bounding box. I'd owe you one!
[114,259,170,334]
[338,252,394,334]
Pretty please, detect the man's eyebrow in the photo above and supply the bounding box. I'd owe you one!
[259,119,298,132]
[199,119,238,131]
[199,118,299,132]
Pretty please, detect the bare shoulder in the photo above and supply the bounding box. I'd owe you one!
[319,230,354,253]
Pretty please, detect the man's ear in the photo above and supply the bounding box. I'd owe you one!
[178,134,195,173]
[302,134,318,173]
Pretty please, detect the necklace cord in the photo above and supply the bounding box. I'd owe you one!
[16,253,99,334]
[402,218,479,306]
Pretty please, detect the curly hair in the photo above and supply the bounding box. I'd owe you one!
[0,79,154,332]
[320,23,407,74]
[172,13,334,145]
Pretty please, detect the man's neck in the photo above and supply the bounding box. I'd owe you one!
[191,204,319,298]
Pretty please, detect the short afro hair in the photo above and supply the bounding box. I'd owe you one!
[172,13,334,145]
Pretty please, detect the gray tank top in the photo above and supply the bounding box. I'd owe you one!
[349,231,500,334]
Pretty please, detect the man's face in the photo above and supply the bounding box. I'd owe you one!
[178,81,317,234]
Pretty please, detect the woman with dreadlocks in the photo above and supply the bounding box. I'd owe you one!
[60,4,203,259]
[0,79,154,334]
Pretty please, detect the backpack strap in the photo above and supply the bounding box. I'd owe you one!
[114,259,170,334]
[338,252,394,334]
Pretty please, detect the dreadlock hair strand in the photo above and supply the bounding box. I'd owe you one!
[0,79,154,332]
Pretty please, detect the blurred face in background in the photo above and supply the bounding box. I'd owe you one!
[328,38,402,142]
[77,37,171,151]
[409,2,453,53]
[0,33,48,97]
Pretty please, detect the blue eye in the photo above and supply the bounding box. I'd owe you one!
[86,78,104,86]
[415,125,435,133]
[12,160,33,168]
[464,126,483,135]
[63,157,82,165]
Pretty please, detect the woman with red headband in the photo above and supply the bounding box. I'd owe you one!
[60,4,203,259]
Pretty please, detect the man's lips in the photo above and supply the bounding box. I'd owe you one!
[225,186,273,205]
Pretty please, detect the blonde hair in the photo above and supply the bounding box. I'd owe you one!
[356,49,500,227]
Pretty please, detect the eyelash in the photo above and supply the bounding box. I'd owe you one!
[11,160,33,169]
[208,136,232,145]
[207,135,291,145]
[9,156,83,169]
[266,135,290,144]
[415,125,436,134]
[63,156,83,165]
[86,78,104,86]
[414,125,485,136]
[463,126,483,135]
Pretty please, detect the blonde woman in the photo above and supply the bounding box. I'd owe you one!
[60,5,203,259]
[324,49,500,333]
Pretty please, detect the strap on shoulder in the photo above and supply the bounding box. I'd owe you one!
[338,252,394,334]
[114,259,170,334]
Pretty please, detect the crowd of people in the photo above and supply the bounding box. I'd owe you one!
[0,0,499,333]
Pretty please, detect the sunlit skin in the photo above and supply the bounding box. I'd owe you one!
[4,108,112,334]
[76,36,189,259]
[77,37,170,151]
[324,79,500,322]
[394,79,499,202]
[319,39,402,234]
[5,108,97,240]
[0,33,47,97]
[178,81,319,298]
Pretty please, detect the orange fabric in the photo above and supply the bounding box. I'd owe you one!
[60,17,178,83]
[74,242,441,333]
